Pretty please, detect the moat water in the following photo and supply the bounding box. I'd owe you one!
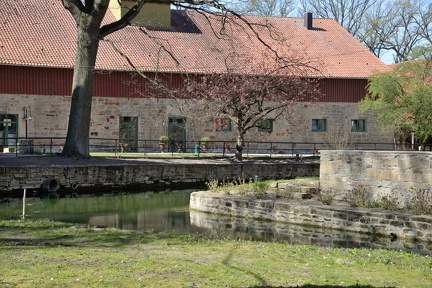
[0,190,430,255]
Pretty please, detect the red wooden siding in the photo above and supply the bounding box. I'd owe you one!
[317,78,368,102]
[0,65,73,96]
[93,71,186,98]
[1,65,367,102]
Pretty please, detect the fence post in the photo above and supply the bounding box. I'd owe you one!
[15,137,18,157]
[143,140,146,156]
[246,142,249,158]
[270,142,273,158]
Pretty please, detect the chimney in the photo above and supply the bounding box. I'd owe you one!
[304,12,313,30]
[109,0,171,29]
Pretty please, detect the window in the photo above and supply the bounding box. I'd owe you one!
[351,119,366,132]
[215,117,232,132]
[311,119,326,132]
[169,117,185,125]
[258,119,273,132]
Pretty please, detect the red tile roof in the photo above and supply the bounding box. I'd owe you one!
[0,0,388,78]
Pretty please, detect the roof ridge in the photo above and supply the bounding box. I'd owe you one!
[0,0,388,78]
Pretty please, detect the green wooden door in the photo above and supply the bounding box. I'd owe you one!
[168,117,186,152]
[0,114,18,147]
[119,116,138,152]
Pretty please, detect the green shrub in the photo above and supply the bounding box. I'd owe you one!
[205,179,219,192]
[250,182,268,198]
[200,137,210,144]
[379,195,399,211]
[159,135,168,143]
[409,188,432,215]
[366,200,381,208]
[205,177,268,198]
[346,186,369,207]
[317,190,335,205]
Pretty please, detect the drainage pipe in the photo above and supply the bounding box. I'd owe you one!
[40,178,59,193]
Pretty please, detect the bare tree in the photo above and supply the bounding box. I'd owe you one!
[384,0,422,63]
[59,0,236,158]
[60,0,146,158]
[300,0,378,37]
[357,0,397,59]
[234,0,296,16]
[320,122,356,150]
[415,0,432,46]
[362,0,430,63]
[182,53,319,161]
[303,0,431,64]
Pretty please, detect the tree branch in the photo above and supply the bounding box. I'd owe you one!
[100,0,147,38]
[139,28,181,67]
[61,0,91,20]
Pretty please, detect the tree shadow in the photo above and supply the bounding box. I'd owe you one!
[250,285,394,288]
[220,245,395,288]
[222,247,268,285]
[0,220,189,248]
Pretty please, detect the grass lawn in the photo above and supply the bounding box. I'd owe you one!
[0,219,431,288]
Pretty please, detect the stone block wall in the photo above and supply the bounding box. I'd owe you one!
[189,192,432,247]
[0,93,393,150]
[0,161,319,193]
[320,150,432,207]
[189,209,430,253]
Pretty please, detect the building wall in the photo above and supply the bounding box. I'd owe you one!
[0,66,368,102]
[0,93,393,152]
[2,65,391,151]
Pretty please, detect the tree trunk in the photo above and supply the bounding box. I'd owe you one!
[62,11,104,158]
[235,133,245,161]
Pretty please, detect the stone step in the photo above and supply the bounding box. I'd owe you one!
[293,179,320,188]
[273,180,320,189]
[276,184,318,201]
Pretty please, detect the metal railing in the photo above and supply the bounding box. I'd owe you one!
[1,136,431,158]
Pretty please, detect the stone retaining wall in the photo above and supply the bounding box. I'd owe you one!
[0,161,319,194]
[320,150,432,207]
[189,192,432,247]
[189,210,430,253]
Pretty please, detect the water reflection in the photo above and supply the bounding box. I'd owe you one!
[190,211,432,255]
[0,190,206,234]
[0,191,430,255]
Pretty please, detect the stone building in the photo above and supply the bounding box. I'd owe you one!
[0,0,391,153]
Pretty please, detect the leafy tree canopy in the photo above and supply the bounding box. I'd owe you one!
[360,57,432,144]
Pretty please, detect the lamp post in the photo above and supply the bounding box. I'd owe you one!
[22,106,33,139]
